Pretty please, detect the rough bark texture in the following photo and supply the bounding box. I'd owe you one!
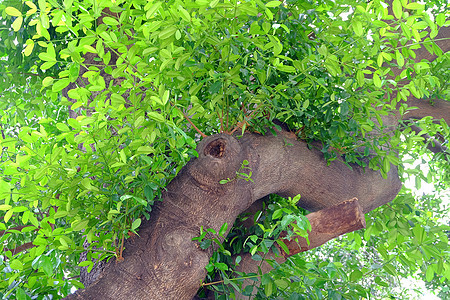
[276,198,366,256]
[233,198,366,299]
[65,130,402,300]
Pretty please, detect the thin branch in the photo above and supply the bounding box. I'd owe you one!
[0,225,36,235]
[4,242,36,256]
[175,107,207,138]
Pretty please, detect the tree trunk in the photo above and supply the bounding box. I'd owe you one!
[64,14,449,300]
[65,131,401,299]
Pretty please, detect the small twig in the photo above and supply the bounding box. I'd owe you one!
[175,107,207,137]
[118,231,125,261]
[229,103,264,135]
[201,279,225,287]
[0,225,35,235]
[230,121,248,135]
[201,273,262,287]
[218,110,224,133]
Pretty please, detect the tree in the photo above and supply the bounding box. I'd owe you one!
[0,0,449,299]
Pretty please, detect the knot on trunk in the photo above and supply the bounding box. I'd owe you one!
[204,138,226,158]
[188,134,245,185]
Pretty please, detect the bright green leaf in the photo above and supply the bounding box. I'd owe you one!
[132,218,142,230]
[12,16,23,31]
[9,259,24,270]
[102,17,119,26]
[5,7,22,17]
[265,1,281,7]
[392,0,402,19]
[52,79,71,92]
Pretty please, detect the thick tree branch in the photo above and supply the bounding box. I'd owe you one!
[65,132,400,300]
[276,198,365,257]
[408,124,448,155]
[233,198,365,299]
[402,97,450,124]
[64,6,447,300]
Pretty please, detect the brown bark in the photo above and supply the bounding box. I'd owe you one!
[65,132,400,300]
[4,242,35,256]
[233,198,366,299]
[276,198,365,257]
[63,6,449,300]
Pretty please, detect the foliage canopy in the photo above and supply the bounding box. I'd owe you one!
[0,0,449,299]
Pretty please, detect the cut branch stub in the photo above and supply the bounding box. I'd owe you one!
[276,198,365,258]
[204,138,226,158]
[189,134,245,185]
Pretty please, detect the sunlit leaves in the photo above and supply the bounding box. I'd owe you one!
[353,20,363,36]
[12,16,23,31]
[5,7,22,17]
[0,0,448,298]
[392,0,402,19]
[266,1,281,8]
[52,79,70,92]
[102,17,119,26]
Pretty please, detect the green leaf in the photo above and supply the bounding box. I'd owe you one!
[274,279,289,289]
[392,0,402,19]
[42,76,54,87]
[200,239,211,249]
[16,288,27,300]
[215,262,228,271]
[413,226,426,244]
[102,17,119,26]
[436,13,445,27]
[272,208,283,219]
[276,239,289,255]
[72,219,89,231]
[383,263,397,276]
[265,1,281,7]
[277,65,296,73]
[10,259,24,270]
[146,2,162,19]
[383,157,391,173]
[56,123,70,131]
[136,146,155,154]
[12,16,23,31]
[148,111,165,123]
[377,53,384,67]
[210,0,219,8]
[395,50,404,67]
[425,265,434,281]
[5,7,22,17]
[219,222,228,236]
[4,210,13,222]
[405,3,424,10]
[78,261,93,267]
[375,276,389,287]
[353,20,363,36]
[132,218,142,230]
[41,61,57,70]
[159,26,177,40]
[350,269,363,281]
[52,79,71,92]
[83,45,97,53]
[265,280,273,297]
[24,39,34,56]
[178,7,191,22]
[39,52,55,62]
[41,256,53,276]
[373,73,381,88]
[0,180,11,196]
